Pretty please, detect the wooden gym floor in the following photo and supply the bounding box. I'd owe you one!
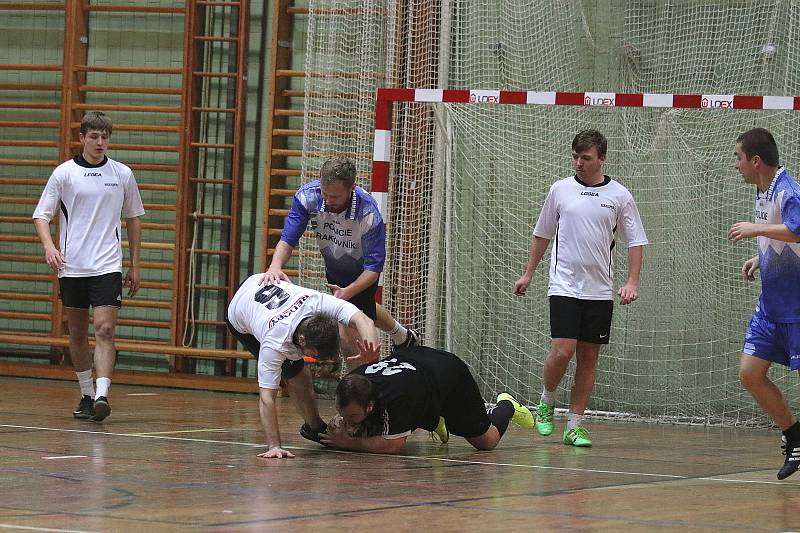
[0,376,798,533]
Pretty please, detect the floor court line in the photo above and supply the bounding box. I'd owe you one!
[2,423,793,487]
[127,428,227,435]
[0,524,100,533]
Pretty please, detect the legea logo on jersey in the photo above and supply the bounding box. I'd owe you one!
[580,191,599,197]
[469,90,500,103]
[104,183,118,187]
[702,94,733,108]
[84,172,102,177]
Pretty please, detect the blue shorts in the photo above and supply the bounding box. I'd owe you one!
[743,310,800,371]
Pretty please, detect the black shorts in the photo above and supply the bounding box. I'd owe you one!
[417,348,491,438]
[326,273,377,320]
[59,273,122,309]
[224,313,304,381]
[549,295,613,344]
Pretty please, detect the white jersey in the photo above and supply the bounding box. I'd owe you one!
[32,155,145,278]
[533,175,648,300]
[226,276,361,389]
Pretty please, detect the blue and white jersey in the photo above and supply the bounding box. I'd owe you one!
[280,180,385,285]
[754,167,800,322]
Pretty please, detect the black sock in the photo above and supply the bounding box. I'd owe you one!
[487,400,515,437]
[783,421,800,443]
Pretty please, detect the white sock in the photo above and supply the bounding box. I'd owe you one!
[76,370,94,397]
[95,377,111,399]
[566,412,583,431]
[389,321,409,345]
[540,388,555,406]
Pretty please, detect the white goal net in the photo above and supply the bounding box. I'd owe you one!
[299,0,800,426]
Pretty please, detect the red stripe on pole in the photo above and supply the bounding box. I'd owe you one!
[673,94,702,108]
[375,99,392,131]
[555,92,585,106]
[375,285,383,305]
[378,87,416,102]
[499,91,527,104]
[733,95,762,109]
[616,93,644,107]
[443,90,471,103]
[371,160,389,193]
[794,96,800,110]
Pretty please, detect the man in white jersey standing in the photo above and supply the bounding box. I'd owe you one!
[728,127,800,480]
[513,129,648,447]
[225,275,379,459]
[260,157,418,352]
[33,111,145,422]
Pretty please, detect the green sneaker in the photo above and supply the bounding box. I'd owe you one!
[430,416,449,444]
[563,426,592,447]
[535,402,554,436]
[496,393,535,429]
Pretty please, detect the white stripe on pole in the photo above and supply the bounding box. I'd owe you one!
[763,95,794,109]
[469,89,501,103]
[584,92,616,106]
[643,93,673,108]
[415,88,444,102]
[527,91,556,105]
[371,191,388,218]
[701,94,734,108]
[373,129,392,162]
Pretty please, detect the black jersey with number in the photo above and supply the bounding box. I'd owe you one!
[349,346,462,438]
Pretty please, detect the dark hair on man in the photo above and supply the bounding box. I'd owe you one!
[736,127,779,167]
[319,157,357,188]
[336,373,377,409]
[572,129,608,158]
[297,313,340,360]
[80,111,113,136]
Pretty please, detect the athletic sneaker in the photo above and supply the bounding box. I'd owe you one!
[300,422,327,444]
[91,396,111,422]
[777,438,800,480]
[496,393,535,429]
[535,402,554,436]
[563,426,592,447]
[396,328,419,348]
[73,395,94,419]
[430,416,449,444]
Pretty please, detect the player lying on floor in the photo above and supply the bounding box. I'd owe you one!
[318,345,534,453]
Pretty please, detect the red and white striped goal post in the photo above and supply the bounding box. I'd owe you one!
[371,88,800,212]
[369,88,800,302]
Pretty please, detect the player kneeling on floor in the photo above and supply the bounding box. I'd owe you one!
[319,346,535,453]
[226,274,379,459]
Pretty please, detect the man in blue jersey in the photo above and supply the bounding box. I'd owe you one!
[260,157,418,356]
[513,129,648,447]
[728,127,800,480]
[33,111,145,422]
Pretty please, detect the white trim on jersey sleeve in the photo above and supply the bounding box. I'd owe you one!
[32,169,64,222]
[318,293,361,325]
[121,168,145,219]
[532,182,559,239]
[618,196,649,247]
[257,345,285,389]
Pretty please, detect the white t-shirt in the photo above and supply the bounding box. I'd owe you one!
[226,276,361,389]
[533,175,648,300]
[32,155,145,278]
